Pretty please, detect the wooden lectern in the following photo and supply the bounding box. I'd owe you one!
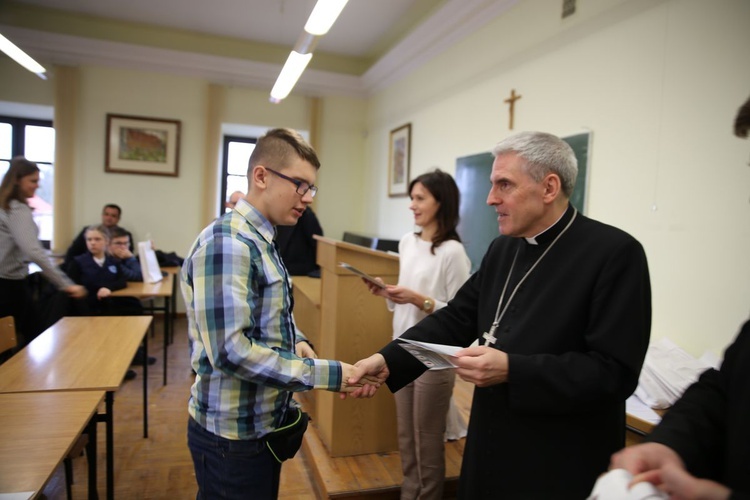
[293,236,399,457]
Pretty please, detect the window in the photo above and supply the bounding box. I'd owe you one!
[0,116,55,246]
[219,135,256,216]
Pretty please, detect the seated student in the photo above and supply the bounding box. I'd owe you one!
[276,207,323,276]
[108,226,142,282]
[67,225,140,316]
[63,204,133,269]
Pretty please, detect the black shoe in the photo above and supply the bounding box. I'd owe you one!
[124,369,137,381]
[132,355,157,366]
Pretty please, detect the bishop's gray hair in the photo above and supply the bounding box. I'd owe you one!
[492,131,578,197]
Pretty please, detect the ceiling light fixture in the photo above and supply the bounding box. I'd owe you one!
[0,32,47,79]
[304,0,349,35]
[269,0,349,103]
[270,51,313,103]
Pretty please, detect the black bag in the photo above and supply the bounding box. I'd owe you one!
[155,250,184,267]
[264,407,309,463]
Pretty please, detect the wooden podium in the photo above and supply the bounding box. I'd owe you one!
[293,236,400,457]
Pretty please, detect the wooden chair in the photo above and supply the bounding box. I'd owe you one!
[0,316,88,499]
[0,315,17,355]
[0,316,18,364]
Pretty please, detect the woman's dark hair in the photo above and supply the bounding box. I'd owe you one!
[409,169,462,254]
[0,156,40,210]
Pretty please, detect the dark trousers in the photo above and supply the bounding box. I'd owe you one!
[0,277,35,347]
[187,417,282,500]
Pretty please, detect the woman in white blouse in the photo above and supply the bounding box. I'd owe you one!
[363,169,471,500]
[0,157,85,346]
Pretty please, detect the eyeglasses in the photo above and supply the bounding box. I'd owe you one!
[266,168,318,198]
[110,241,129,246]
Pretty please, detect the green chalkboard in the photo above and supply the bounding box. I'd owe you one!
[454,132,591,272]
[563,132,591,214]
[455,152,496,273]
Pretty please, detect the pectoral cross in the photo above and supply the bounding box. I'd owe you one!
[482,328,497,346]
[504,88,522,130]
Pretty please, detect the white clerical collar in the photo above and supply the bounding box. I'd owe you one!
[524,210,567,245]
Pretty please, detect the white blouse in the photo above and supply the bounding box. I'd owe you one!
[389,232,471,339]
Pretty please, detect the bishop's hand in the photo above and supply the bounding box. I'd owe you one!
[453,345,509,387]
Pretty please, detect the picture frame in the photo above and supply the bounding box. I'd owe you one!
[388,123,411,197]
[561,130,592,215]
[105,114,181,177]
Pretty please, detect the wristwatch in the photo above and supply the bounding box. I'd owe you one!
[422,298,433,312]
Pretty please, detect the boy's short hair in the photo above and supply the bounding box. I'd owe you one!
[249,128,320,172]
[109,226,130,240]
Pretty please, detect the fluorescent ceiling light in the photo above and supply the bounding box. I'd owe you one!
[270,0,348,102]
[304,0,349,35]
[270,51,313,103]
[0,33,47,79]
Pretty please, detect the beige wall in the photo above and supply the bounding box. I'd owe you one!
[0,57,53,105]
[1,0,748,356]
[0,60,367,255]
[0,59,367,316]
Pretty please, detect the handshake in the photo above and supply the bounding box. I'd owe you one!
[334,343,512,398]
[338,354,389,399]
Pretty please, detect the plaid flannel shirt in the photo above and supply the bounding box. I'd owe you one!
[182,199,342,440]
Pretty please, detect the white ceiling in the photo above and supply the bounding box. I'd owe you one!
[8,0,440,58]
[2,0,519,97]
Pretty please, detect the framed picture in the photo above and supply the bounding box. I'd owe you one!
[105,114,181,177]
[561,131,592,215]
[388,123,411,197]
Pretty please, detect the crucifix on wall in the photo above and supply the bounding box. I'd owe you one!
[504,88,522,130]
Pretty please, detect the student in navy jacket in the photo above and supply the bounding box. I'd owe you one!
[108,226,143,282]
[67,225,141,316]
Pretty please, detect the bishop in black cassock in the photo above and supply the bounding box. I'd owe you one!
[354,132,652,499]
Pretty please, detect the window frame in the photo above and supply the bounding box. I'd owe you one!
[219,134,257,216]
[0,115,55,248]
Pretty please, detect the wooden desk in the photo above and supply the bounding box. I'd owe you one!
[291,276,322,421]
[110,273,174,385]
[160,266,180,346]
[625,408,667,446]
[0,391,104,498]
[311,237,399,456]
[626,412,658,435]
[291,276,321,351]
[0,316,152,500]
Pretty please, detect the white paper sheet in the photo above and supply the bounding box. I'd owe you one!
[626,395,662,425]
[397,338,461,370]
